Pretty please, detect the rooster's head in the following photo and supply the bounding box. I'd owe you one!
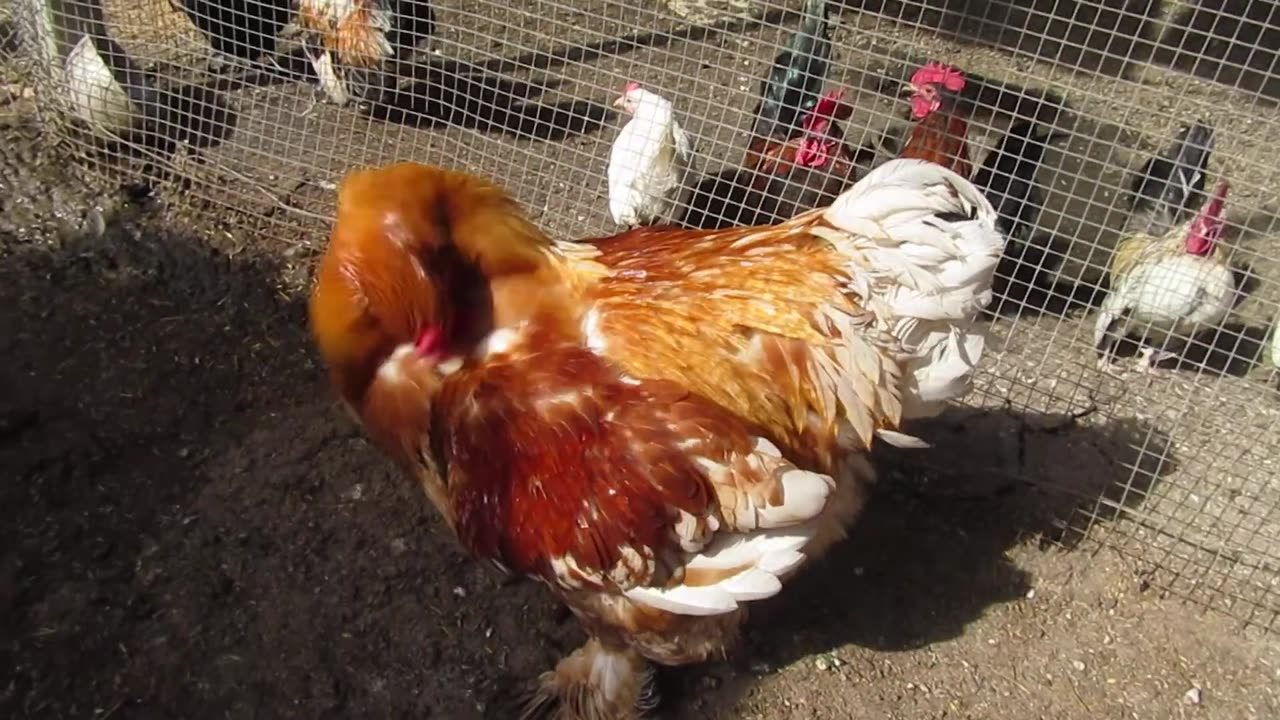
[795,89,852,168]
[904,61,966,120]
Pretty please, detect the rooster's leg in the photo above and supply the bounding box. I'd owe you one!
[1095,355,1126,377]
[1133,346,1178,374]
[519,637,655,720]
[303,41,349,106]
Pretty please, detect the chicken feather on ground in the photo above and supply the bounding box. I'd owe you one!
[309,158,1006,719]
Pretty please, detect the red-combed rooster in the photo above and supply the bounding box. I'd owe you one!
[738,0,870,223]
[295,0,435,106]
[746,88,868,221]
[309,158,1005,718]
[900,60,973,176]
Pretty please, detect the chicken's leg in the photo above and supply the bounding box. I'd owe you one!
[304,42,349,106]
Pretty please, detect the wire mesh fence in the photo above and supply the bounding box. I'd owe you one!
[8,0,1280,632]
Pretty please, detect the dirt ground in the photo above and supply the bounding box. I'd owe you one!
[4,1,1280,719]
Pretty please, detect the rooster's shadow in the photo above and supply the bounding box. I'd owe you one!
[365,60,612,142]
[658,405,1176,714]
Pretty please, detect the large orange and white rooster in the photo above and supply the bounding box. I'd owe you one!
[309,158,1005,718]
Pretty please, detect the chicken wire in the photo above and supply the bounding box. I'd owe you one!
[8,0,1280,630]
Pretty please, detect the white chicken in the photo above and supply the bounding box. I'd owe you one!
[1094,179,1235,373]
[1269,317,1280,377]
[606,82,695,227]
[20,0,155,139]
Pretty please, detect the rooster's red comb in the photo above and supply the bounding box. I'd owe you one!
[623,81,642,94]
[911,61,966,92]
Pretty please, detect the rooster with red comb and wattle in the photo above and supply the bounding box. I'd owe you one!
[1094,121,1239,374]
[899,60,978,176]
[682,0,872,228]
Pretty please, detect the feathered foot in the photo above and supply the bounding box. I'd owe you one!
[519,638,657,720]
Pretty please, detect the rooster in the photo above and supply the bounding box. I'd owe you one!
[296,0,435,106]
[309,158,1005,718]
[684,0,858,230]
[1094,122,1236,373]
[739,0,871,223]
[971,119,1065,245]
[606,83,695,227]
[746,0,831,153]
[900,61,974,176]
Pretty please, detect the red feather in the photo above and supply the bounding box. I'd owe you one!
[436,328,753,589]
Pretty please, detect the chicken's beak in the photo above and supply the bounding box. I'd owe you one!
[900,81,919,98]
[611,95,626,110]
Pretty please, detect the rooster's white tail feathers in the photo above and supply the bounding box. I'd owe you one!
[820,158,1005,420]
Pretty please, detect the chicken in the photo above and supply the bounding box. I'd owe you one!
[23,0,158,139]
[296,0,436,106]
[1270,318,1280,378]
[1095,165,1235,374]
[971,119,1065,245]
[741,86,871,225]
[734,0,873,224]
[900,61,973,176]
[683,1,859,230]
[606,83,695,227]
[168,0,293,72]
[1094,121,1226,373]
[309,158,1005,719]
[745,0,831,154]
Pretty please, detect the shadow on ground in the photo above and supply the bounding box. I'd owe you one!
[633,402,1177,716]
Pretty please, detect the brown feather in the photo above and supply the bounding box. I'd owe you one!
[574,220,863,468]
[900,111,972,177]
[436,323,759,590]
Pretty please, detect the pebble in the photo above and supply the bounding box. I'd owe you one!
[1071,660,1086,672]
[1184,687,1202,705]
[814,657,830,671]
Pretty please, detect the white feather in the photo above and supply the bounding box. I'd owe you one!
[607,88,695,227]
[750,468,835,528]
[623,431,836,617]
[1095,252,1235,353]
[623,528,815,616]
[819,158,1005,420]
[1270,318,1280,372]
[64,35,136,138]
